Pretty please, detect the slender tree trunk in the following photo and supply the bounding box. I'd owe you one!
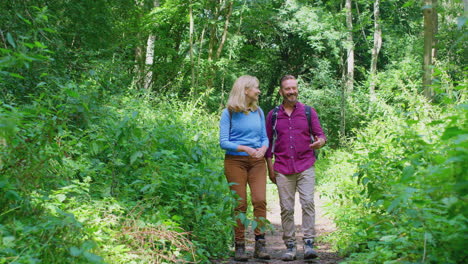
[369,0,382,98]
[134,45,144,86]
[143,34,156,90]
[237,0,247,34]
[216,1,233,59]
[432,0,438,68]
[189,1,195,88]
[206,1,223,89]
[143,0,160,90]
[340,56,347,142]
[207,0,234,89]
[195,26,206,88]
[208,1,222,62]
[133,0,145,87]
[423,0,437,100]
[345,0,354,93]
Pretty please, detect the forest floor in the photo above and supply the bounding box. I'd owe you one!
[212,185,344,263]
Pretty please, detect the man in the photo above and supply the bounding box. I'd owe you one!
[265,75,326,261]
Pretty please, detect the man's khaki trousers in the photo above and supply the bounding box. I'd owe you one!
[276,166,316,243]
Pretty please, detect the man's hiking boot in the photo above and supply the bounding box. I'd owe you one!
[281,241,297,261]
[234,242,248,261]
[253,238,270,259]
[303,239,318,259]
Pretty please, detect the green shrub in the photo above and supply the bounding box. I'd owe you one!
[0,90,236,262]
[319,93,468,263]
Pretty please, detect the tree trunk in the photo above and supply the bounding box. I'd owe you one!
[207,1,234,89]
[143,34,156,90]
[207,1,222,62]
[432,0,438,62]
[216,1,233,59]
[345,0,354,93]
[195,26,206,89]
[423,0,437,100]
[133,0,145,87]
[369,0,382,98]
[340,55,347,143]
[189,1,195,88]
[143,0,160,90]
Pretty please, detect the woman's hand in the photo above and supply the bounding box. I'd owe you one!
[253,146,267,158]
[238,145,258,157]
[237,145,267,158]
[246,147,259,157]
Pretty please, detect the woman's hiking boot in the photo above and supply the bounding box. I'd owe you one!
[234,242,248,261]
[281,241,297,261]
[253,239,270,259]
[303,239,318,259]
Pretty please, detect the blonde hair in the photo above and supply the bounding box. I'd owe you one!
[226,75,259,112]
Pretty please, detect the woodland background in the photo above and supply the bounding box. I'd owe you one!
[0,0,466,263]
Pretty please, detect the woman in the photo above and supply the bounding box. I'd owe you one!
[219,75,270,261]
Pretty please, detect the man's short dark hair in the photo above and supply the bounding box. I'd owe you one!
[279,75,296,87]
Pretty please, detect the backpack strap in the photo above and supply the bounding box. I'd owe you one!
[305,105,314,144]
[305,105,320,159]
[271,105,317,157]
[228,109,233,140]
[271,106,280,154]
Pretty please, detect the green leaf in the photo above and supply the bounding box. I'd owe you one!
[172,215,183,221]
[42,27,56,33]
[3,236,15,247]
[5,190,21,200]
[6,33,16,49]
[56,193,66,202]
[24,42,35,49]
[387,198,400,213]
[65,88,80,98]
[130,151,143,164]
[442,127,465,140]
[36,82,47,87]
[251,220,258,231]
[401,166,415,181]
[34,41,47,49]
[140,184,153,193]
[70,246,82,257]
[90,142,99,155]
[16,14,31,25]
[83,252,104,263]
[362,177,370,185]
[380,235,397,242]
[9,73,24,79]
[402,1,415,8]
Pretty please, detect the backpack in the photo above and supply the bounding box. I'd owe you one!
[270,105,318,158]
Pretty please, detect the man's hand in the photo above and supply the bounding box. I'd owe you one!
[266,158,276,184]
[309,136,325,150]
[269,171,277,184]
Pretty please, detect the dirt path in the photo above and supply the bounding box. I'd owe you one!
[213,186,343,263]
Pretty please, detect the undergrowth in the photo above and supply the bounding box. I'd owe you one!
[0,90,235,263]
[317,85,467,263]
